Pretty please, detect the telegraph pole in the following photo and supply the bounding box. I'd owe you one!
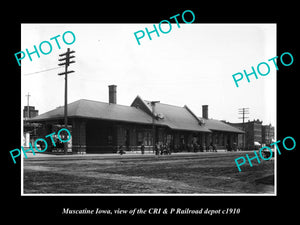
[25,92,31,119]
[238,108,249,150]
[58,48,75,154]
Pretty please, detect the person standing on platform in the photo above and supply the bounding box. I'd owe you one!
[141,143,145,155]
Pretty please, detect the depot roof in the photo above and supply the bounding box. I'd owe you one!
[28,99,153,125]
[138,98,211,132]
[199,117,245,134]
[28,98,243,133]
[28,99,210,132]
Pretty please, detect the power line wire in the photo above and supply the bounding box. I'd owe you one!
[23,67,60,76]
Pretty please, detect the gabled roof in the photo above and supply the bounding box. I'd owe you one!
[152,102,211,132]
[131,96,211,133]
[28,98,243,134]
[28,99,153,125]
[199,117,245,133]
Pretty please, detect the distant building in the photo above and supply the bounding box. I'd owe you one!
[262,124,275,145]
[23,106,39,120]
[228,120,275,150]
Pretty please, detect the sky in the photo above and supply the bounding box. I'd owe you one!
[21,23,276,125]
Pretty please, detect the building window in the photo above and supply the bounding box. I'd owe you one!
[137,131,143,145]
[108,135,113,145]
[219,133,223,145]
[144,131,152,146]
[215,133,219,145]
[107,127,113,145]
[167,134,172,144]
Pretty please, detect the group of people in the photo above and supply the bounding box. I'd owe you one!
[153,143,171,155]
[225,143,238,151]
[188,142,217,152]
[117,142,238,155]
[117,143,172,155]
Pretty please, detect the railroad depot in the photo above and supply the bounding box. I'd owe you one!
[26,85,244,154]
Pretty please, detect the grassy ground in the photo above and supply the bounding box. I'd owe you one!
[23,152,274,194]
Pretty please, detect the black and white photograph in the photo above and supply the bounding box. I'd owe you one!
[4,4,298,221]
[21,23,276,195]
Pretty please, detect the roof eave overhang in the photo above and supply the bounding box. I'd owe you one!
[209,129,245,134]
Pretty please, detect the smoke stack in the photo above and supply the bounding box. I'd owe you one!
[108,85,117,104]
[202,105,208,119]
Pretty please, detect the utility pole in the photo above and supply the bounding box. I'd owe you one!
[58,48,75,154]
[151,101,160,154]
[238,108,249,150]
[25,92,31,120]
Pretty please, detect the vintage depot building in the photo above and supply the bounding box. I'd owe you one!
[28,85,244,154]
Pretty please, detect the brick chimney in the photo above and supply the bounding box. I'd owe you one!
[202,105,208,119]
[108,85,117,104]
